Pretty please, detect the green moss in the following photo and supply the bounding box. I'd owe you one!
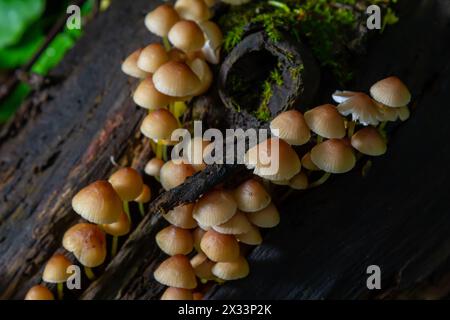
[289,64,304,80]
[255,81,273,121]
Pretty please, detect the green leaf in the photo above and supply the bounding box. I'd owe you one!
[0,0,45,48]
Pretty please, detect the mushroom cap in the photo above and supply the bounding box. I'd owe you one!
[187,58,213,96]
[153,61,201,97]
[168,48,187,62]
[168,20,205,53]
[199,21,223,64]
[270,110,311,145]
[101,211,131,237]
[212,211,252,235]
[247,202,280,228]
[271,179,290,186]
[133,77,173,110]
[245,138,301,181]
[235,224,262,245]
[135,184,151,203]
[337,93,381,126]
[140,109,179,141]
[144,157,165,177]
[145,4,180,37]
[62,223,106,268]
[193,292,204,300]
[289,172,309,190]
[42,254,72,283]
[351,127,387,156]
[397,106,410,121]
[190,253,215,280]
[200,230,240,262]
[370,76,411,107]
[137,43,169,73]
[164,203,198,229]
[311,139,356,174]
[156,225,194,256]
[192,227,206,253]
[25,285,55,300]
[376,102,399,122]
[72,180,122,224]
[304,104,346,139]
[233,179,271,212]
[193,189,237,227]
[332,90,359,104]
[212,256,250,281]
[161,287,193,300]
[184,136,210,171]
[174,0,211,22]
[108,167,144,201]
[160,160,195,191]
[301,152,320,171]
[121,49,149,78]
[154,254,197,289]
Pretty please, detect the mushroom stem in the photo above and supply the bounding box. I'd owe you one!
[123,201,131,222]
[316,135,323,144]
[111,236,119,257]
[163,145,169,162]
[156,142,164,160]
[163,37,171,51]
[347,121,356,138]
[378,121,388,139]
[138,202,145,217]
[57,282,64,300]
[84,267,96,281]
[309,172,331,188]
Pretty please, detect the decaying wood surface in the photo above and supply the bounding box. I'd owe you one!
[1,0,450,300]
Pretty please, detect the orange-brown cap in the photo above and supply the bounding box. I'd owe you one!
[193,189,237,227]
[101,211,131,237]
[153,61,201,97]
[247,202,280,228]
[188,58,213,96]
[156,225,194,255]
[310,139,356,174]
[140,109,179,142]
[160,160,195,191]
[301,152,320,171]
[135,184,151,203]
[212,256,250,280]
[370,76,411,108]
[154,254,197,289]
[72,180,122,224]
[213,211,252,235]
[42,254,72,283]
[161,287,193,300]
[289,172,309,190]
[174,0,211,22]
[236,224,262,245]
[144,157,165,177]
[193,227,206,253]
[304,104,346,139]
[121,49,149,78]
[62,223,106,267]
[109,167,144,202]
[164,203,198,229]
[200,230,240,262]
[351,127,387,156]
[24,285,55,300]
[168,20,205,53]
[145,4,180,37]
[168,48,187,62]
[270,110,311,145]
[137,43,169,73]
[193,292,204,300]
[233,179,271,212]
[133,77,173,110]
[337,93,381,126]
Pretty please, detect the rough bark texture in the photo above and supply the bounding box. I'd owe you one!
[1,0,450,300]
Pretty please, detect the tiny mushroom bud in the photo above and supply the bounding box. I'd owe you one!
[370,76,411,108]
[233,179,271,212]
[200,230,240,262]
[160,160,195,191]
[25,285,55,300]
[153,61,201,97]
[133,77,173,110]
[72,180,122,224]
[62,223,107,268]
[161,287,193,300]
[137,43,169,73]
[140,109,179,142]
[247,202,280,228]
[121,49,149,78]
[236,224,262,245]
[109,167,144,202]
[190,253,215,281]
[145,157,165,177]
[174,0,211,22]
[351,127,387,156]
[193,189,237,227]
[168,20,205,53]
[270,110,311,145]
[311,139,356,174]
[164,203,198,229]
[212,256,250,281]
[156,225,194,256]
[337,93,382,126]
[213,211,252,235]
[145,4,180,38]
[154,254,197,289]
[289,172,309,190]
[304,104,346,139]
[42,254,72,284]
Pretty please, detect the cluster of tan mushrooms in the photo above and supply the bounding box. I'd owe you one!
[24,0,412,300]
